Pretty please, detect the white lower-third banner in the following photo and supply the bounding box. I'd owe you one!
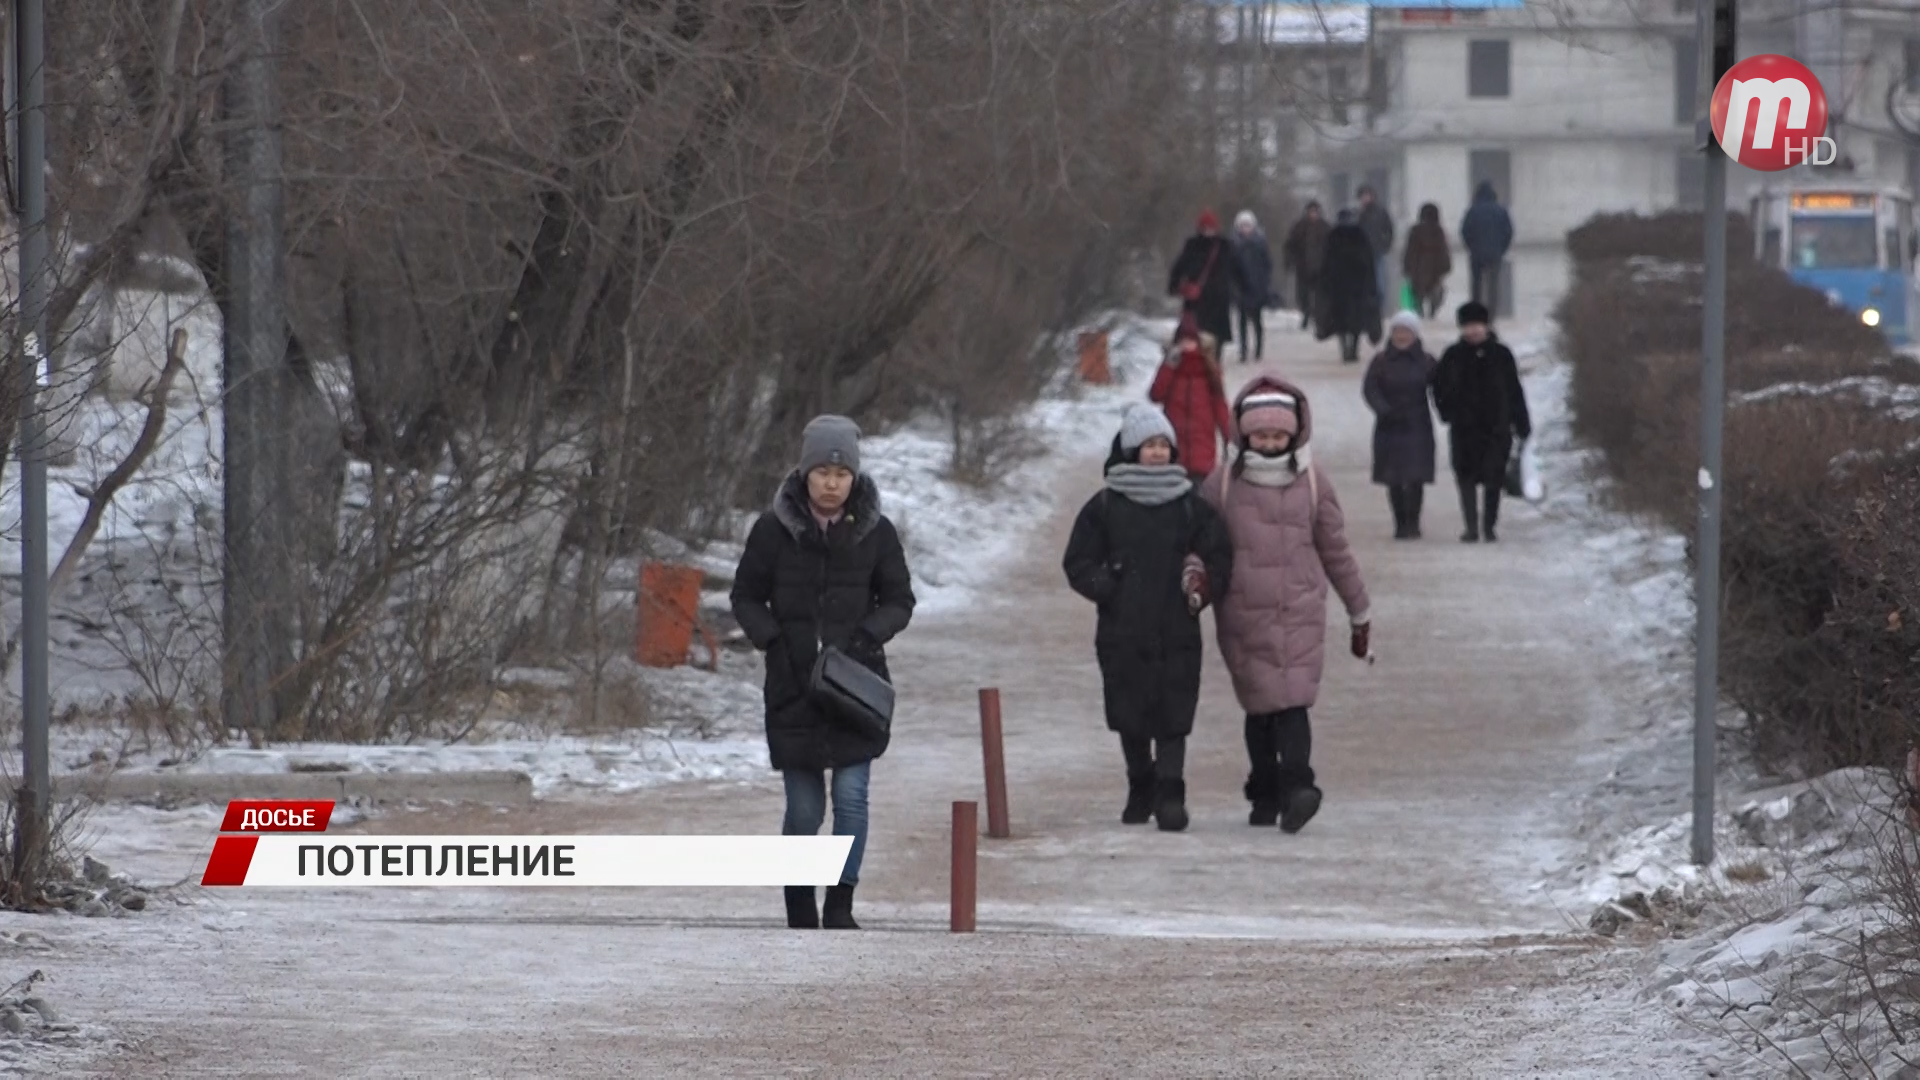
[202,835,854,887]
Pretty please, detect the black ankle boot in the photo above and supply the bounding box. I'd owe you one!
[1458,483,1481,543]
[1281,786,1323,834]
[784,885,819,929]
[822,883,860,929]
[1122,772,1155,825]
[1483,485,1501,543]
[1154,778,1189,832]
[1245,767,1281,826]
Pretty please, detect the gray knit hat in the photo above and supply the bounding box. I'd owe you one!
[799,414,862,475]
[1119,404,1177,452]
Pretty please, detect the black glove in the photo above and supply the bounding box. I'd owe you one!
[844,628,881,663]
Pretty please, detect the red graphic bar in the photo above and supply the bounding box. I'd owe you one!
[219,800,334,833]
[201,836,260,886]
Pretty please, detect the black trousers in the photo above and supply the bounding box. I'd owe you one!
[1243,709,1313,803]
[1458,480,1502,536]
[1387,484,1425,536]
[1237,304,1265,362]
[1418,286,1445,319]
[1338,332,1359,361]
[1121,734,1186,782]
[1296,277,1317,328]
[1471,261,1501,316]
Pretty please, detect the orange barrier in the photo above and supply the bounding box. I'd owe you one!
[1076,330,1111,385]
[635,562,706,669]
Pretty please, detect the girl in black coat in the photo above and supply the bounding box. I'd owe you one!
[1062,405,1233,832]
[1363,310,1440,539]
[1315,210,1383,363]
[731,415,915,930]
[1433,302,1532,543]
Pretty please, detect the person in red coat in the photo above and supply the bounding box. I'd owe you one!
[1149,331,1233,484]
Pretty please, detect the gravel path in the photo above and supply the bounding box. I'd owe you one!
[14,322,1724,1078]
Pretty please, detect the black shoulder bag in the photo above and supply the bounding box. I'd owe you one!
[810,645,895,743]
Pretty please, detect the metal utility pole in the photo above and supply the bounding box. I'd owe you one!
[1692,0,1737,868]
[221,0,291,742]
[11,0,48,882]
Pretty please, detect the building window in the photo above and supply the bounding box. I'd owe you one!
[1907,38,1920,93]
[1364,167,1391,209]
[1675,150,1705,210]
[1331,172,1352,210]
[1329,65,1350,125]
[1469,149,1511,207]
[1469,40,1510,98]
[1368,47,1390,121]
[1674,36,1699,125]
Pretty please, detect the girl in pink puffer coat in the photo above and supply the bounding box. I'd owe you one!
[1200,374,1372,834]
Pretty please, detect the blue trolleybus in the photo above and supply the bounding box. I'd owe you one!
[1751,184,1917,344]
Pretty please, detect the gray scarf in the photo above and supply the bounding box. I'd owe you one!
[1105,463,1193,506]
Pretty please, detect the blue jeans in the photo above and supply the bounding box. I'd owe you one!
[782,762,871,885]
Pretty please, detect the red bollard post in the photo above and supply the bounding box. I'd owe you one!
[978,688,1011,839]
[951,800,978,933]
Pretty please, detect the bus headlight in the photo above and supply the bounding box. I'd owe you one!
[1862,307,1882,328]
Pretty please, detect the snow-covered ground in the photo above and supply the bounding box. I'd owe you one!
[3,305,1175,800]
[1515,336,1919,1076]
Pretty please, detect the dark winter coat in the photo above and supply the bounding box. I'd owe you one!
[1232,231,1275,310]
[1460,183,1514,269]
[1362,342,1440,487]
[1282,216,1331,281]
[1168,234,1248,345]
[1433,334,1532,486]
[1402,206,1453,299]
[1315,224,1382,343]
[1063,446,1234,740]
[1148,344,1233,479]
[730,473,916,772]
[1357,203,1394,261]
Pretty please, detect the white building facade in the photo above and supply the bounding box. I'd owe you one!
[1294,0,1920,323]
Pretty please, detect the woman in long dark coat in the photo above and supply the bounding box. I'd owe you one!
[1315,209,1382,363]
[731,415,916,931]
[1433,301,1532,543]
[1402,203,1452,319]
[1063,405,1233,832]
[1362,311,1440,540]
[1168,209,1248,346]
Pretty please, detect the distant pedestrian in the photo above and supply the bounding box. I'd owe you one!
[1315,209,1381,362]
[1433,302,1532,543]
[1356,185,1395,312]
[1149,330,1233,484]
[1168,209,1248,346]
[1460,182,1514,318]
[1402,203,1452,320]
[1231,210,1275,364]
[731,415,917,931]
[1362,311,1440,540]
[1282,201,1331,331]
[1201,376,1371,834]
[1064,405,1234,832]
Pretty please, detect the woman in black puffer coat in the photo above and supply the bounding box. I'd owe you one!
[731,415,915,931]
[1063,405,1233,833]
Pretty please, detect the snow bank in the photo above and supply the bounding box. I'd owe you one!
[863,315,1169,615]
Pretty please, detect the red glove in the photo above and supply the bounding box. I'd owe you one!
[1350,622,1371,660]
[1182,557,1208,614]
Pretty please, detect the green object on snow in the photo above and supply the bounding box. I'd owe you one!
[1398,280,1416,313]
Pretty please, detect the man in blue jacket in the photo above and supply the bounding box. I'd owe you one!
[1460,182,1514,318]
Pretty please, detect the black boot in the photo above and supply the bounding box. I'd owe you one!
[1458,482,1481,543]
[1389,487,1414,540]
[1408,485,1424,538]
[1482,483,1502,543]
[1154,778,1189,832]
[822,883,860,929]
[784,885,819,929]
[1122,771,1155,825]
[1280,786,1323,834]
[1245,765,1281,826]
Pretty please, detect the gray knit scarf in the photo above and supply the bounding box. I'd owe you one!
[1104,463,1194,506]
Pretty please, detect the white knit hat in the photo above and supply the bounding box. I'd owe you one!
[1119,404,1177,452]
[1388,309,1423,337]
[1234,210,1258,232]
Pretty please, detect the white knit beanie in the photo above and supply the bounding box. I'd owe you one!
[1119,404,1177,452]
[1388,309,1423,337]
